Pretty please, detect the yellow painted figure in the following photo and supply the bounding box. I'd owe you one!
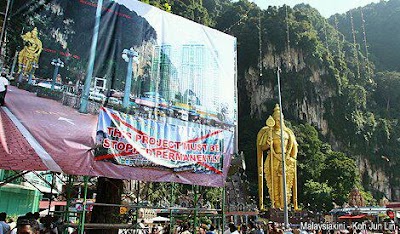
[257,104,298,211]
[18,27,42,74]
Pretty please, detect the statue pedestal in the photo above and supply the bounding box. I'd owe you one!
[259,208,312,226]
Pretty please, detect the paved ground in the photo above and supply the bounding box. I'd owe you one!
[1,85,97,174]
[0,107,47,171]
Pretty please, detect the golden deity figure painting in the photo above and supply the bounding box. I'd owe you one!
[18,27,43,74]
[256,104,298,211]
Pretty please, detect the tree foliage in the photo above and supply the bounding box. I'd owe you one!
[330,0,400,71]
[374,72,400,117]
[303,180,333,211]
[292,124,358,211]
[322,151,358,205]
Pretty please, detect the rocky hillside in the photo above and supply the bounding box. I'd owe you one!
[209,0,399,203]
[330,0,400,72]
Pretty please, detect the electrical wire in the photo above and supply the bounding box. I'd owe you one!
[349,10,361,79]
[285,4,291,69]
[258,11,263,77]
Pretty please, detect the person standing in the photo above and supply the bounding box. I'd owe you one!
[206,225,217,234]
[224,223,239,234]
[0,73,9,106]
[256,223,264,234]
[247,221,257,234]
[0,212,11,234]
[16,218,40,234]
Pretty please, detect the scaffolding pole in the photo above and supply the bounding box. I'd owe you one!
[0,171,29,186]
[64,175,73,234]
[135,180,140,234]
[32,171,60,193]
[79,176,89,234]
[169,182,175,234]
[193,185,199,233]
[222,186,226,233]
[48,172,55,215]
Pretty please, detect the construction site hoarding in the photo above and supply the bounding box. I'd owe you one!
[0,0,237,187]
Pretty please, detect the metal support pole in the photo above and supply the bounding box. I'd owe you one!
[234,39,239,154]
[17,64,23,83]
[9,51,17,78]
[217,216,220,233]
[79,0,103,113]
[28,70,34,85]
[79,176,89,234]
[169,183,175,234]
[136,76,142,98]
[48,172,55,215]
[0,0,11,59]
[32,171,60,193]
[51,65,59,90]
[28,63,38,85]
[0,170,29,187]
[135,180,140,233]
[277,67,289,229]
[21,176,44,192]
[193,185,199,234]
[134,65,140,98]
[222,186,226,234]
[123,55,133,108]
[64,175,73,234]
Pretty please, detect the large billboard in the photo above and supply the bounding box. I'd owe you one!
[0,0,237,187]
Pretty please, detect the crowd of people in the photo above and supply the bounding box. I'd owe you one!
[170,221,270,234]
[4,214,396,234]
[0,212,60,234]
[221,221,284,234]
[172,222,218,234]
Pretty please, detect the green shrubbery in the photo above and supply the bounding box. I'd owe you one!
[36,86,63,101]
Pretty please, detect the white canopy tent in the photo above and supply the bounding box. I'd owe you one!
[151,216,170,222]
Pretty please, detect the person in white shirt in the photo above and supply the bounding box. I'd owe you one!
[224,223,239,234]
[0,73,9,106]
[7,218,16,232]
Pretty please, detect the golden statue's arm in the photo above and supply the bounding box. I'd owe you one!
[289,130,298,158]
[256,116,275,211]
[257,128,268,211]
[288,130,299,210]
[36,39,43,56]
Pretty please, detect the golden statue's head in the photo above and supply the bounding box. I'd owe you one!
[272,104,284,128]
[32,27,38,37]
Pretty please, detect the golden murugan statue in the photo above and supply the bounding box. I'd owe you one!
[348,188,365,207]
[18,27,42,74]
[256,104,298,211]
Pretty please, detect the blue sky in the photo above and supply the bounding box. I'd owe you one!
[248,0,381,17]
